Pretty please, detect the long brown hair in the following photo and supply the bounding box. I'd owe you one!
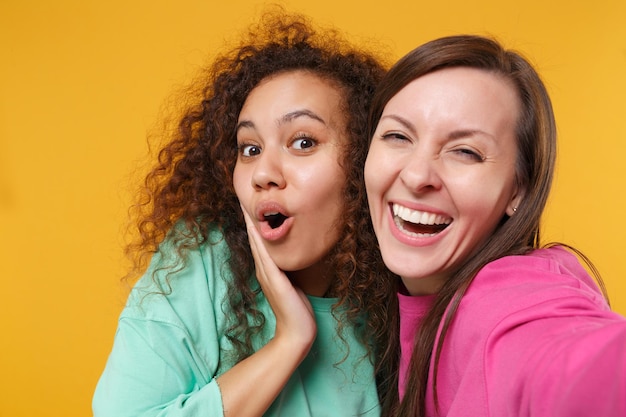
[369,35,561,416]
[125,7,396,369]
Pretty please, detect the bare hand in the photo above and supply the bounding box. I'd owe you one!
[241,207,317,349]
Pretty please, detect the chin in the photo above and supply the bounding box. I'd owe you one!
[379,250,416,276]
[273,257,313,273]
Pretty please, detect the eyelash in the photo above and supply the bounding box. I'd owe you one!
[381,132,409,141]
[453,147,485,162]
[380,131,486,162]
[291,133,317,151]
[236,133,318,158]
[237,143,261,157]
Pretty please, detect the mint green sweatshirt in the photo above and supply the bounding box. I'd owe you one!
[93,229,380,417]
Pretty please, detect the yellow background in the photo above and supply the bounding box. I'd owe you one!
[1,0,624,415]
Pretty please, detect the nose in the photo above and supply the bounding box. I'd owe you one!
[399,149,442,193]
[251,150,286,190]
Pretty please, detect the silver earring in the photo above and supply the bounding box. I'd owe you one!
[513,207,518,213]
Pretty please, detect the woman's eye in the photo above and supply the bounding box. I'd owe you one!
[292,137,316,151]
[381,132,409,141]
[239,144,261,157]
[453,147,484,162]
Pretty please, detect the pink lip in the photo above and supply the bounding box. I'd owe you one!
[258,216,294,241]
[255,201,293,242]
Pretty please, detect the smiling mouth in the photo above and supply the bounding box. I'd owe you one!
[264,211,289,229]
[392,203,451,237]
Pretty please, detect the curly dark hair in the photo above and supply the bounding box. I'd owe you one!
[124,7,397,375]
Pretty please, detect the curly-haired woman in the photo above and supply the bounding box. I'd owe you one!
[92,9,395,417]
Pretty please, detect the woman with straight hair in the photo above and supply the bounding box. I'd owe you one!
[366,34,626,416]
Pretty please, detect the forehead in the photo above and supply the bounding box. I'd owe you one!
[397,67,516,102]
[248,70,343,104]
[385,67,520,128]
[239,70,349,130]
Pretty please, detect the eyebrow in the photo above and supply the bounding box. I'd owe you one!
[236,109,327,133]
[380,114,415,132]
[448,129,494,141]
[281,109,326,125]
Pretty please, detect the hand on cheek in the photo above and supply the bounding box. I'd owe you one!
[241,207,316,346]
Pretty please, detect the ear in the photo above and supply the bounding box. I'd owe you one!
[505,185,525,217]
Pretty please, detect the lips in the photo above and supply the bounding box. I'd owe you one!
[264,211,288,229]
[255,201,293,241]
[392,203,451,237]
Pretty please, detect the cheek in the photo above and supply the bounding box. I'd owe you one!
[321,174,345,212]
[458,181,513,234]
[313,168,346,224]
[232,164,247,201]
[364,150,393,204]
[364,155,379,197]
[364,174,380,218]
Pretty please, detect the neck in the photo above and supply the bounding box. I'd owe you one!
[401,275,444,296]
[287,260,335,297]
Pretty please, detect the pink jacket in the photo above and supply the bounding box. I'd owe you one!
[399,246,626,416]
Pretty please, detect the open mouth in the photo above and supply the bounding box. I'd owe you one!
[392,203,451,237]
[264,211,289,229]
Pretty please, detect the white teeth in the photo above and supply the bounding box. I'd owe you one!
[393,216,438,238]
[264,211,279,217]
[392,203,451,225]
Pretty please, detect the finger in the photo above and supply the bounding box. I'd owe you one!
[240,205,257,243]
[240,206,264,271]
[240,208,258,254]
[240,205,278,280]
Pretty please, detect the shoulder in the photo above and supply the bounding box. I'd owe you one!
[453,246,611,338]
[445,246,622,372]
[467,248,626,415]
[122,224,235,325]
[468,246,605,305]
[478,245,585,279]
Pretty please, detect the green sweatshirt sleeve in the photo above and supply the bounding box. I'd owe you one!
[93,316,225,417]
[93,229,232,417]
